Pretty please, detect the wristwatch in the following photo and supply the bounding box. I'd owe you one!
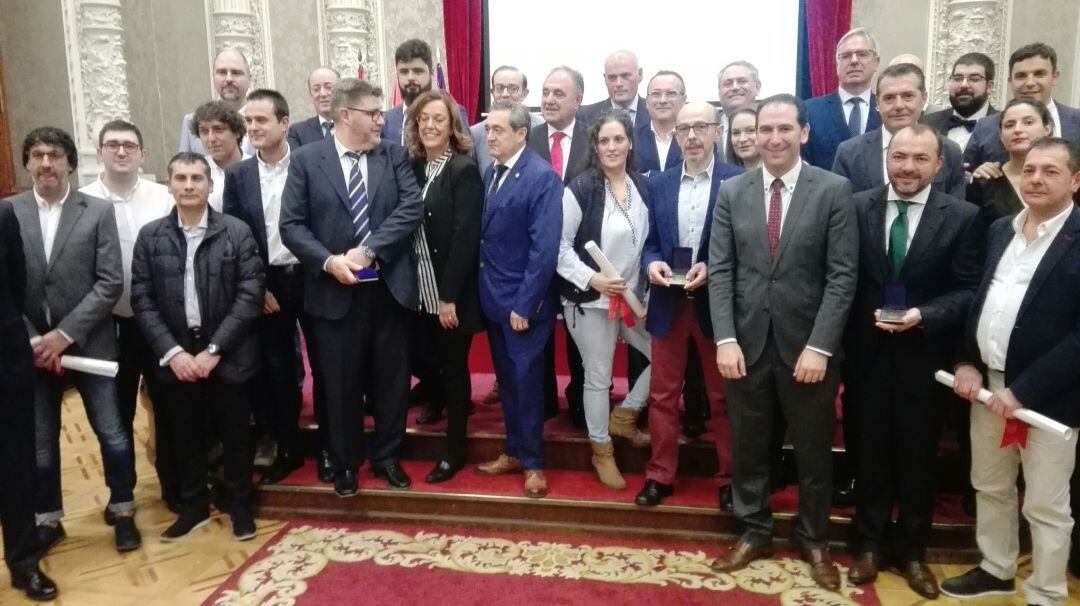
[206,343,221,356]
[360,245,376,260]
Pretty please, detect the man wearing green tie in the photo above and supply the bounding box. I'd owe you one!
[842,124,983,598]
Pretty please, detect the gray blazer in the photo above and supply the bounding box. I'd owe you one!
[708,164,859,367]
[471,113,544,176]
[7,189,123,360]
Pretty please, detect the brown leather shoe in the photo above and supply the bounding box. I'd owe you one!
[524,470,548,498]
[802,547,841,591]
[903,560,940,599]
[848,552,882,585]
[476,454,523,476]
[710,539,774,572]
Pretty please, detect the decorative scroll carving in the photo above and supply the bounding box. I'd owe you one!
[927,0,1011,108]
[320,0,386,95]
[207,0,273,88]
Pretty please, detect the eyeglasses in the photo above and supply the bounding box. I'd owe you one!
[837,49,877,62]
[950,74,987,84]
[493,84,521,95]
[675,122,716,136]
[648,90,684,100]
[102,141,140,153]
[418,113,449,125]
[346,107,384,120]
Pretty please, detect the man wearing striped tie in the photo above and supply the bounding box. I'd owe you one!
[281,78,424,497]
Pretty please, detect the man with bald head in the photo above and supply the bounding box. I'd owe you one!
[717,61,763,159]
[180,48,252,155]
[287,67,340,149]
[578,51,649,129]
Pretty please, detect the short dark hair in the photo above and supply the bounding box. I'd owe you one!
[330,78,383,123]
[190,100,246,146]
[97,120,144,148]
[757,94,807,128]
[395,38,433,71]
[648,70,686,94]
[998,97,1054,132]
[1009,42,1057,74]
[246,88,290,120]
[952,52,995,83]
[1028,137,1080,173]
[889,124,942,157]
[22,127,78,171]
[584,108,635,172]
[877,62,926,94]
[491,65,527,91]
[167,151,212,179]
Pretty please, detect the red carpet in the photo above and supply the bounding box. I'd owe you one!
[203,521,882,606]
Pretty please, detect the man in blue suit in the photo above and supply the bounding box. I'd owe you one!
[636,101,743,508]
[577,50,650,130]
[804,28,882,169]
[381,39,470,146]
[280,78,424,497]
[286,67,340,150]
[474,100,562,499]
[634,70,685,175]
[964,43,1080,169]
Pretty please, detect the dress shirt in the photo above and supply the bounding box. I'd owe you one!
[557,179,649,310]
[80,176,174,317]
[257,147,299,266]
[547,120,576,178]
[761,160,804,235]
[34,185,73,341]
[609,99,637,124]
[719,110,730,157]
[206,154,249,212]
[678,156,715,261]
[652,125,675,171]
[838,88,873,136]
[491,144,526,193]
[976,205,1072,371]
[160,210,209,366]
[321,136,373,272]
[946,102,990,150]
[884,183,930,250]
[880,128,894,180]
[1048,100,1063,138]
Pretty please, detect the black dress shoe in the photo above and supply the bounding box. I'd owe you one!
[259,454,305,485]
[416,404,445,425]
[114,515,142,552]
[11,567,58,602]
[425,460,464,484]
[104,506,117,526]
[635,480,674,506]
[683,419,706,440]
[36,522,66,554]
[832,477,856,509]
[317,450,336,484]
[161,512,211,542]
[334,469,359,497]
[373,461,412,489]
[719,484,734,512]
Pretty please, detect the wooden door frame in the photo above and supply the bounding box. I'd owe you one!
[0,49,15,197]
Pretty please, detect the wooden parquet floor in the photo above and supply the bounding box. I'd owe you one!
[0,387,1075,605]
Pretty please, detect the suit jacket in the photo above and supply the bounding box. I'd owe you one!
[642,160,744,339]
[280,137,424,318]
[0,199,34,388]
[8,190,123,360]
[381,103,472,146]
[920,104,999,138]
[847,185,982,370]
[577,96,650,130]
[412,153,485,334]
[470,113,544,176]
[632,120,682,175]
[287,115,329,150]
[965,100,1080,167]
[222,156,273,266]
[803,91,882,169]
[527,119,590,185]
[708,164,859,367]
[961,208,1080,427]
[832,128,967,199]
[479,146,563,323]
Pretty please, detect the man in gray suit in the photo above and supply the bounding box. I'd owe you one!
[708,95,858,590]
[6,127,141,554]
[471,66,543,175]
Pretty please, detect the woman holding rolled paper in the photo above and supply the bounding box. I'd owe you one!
[557,109,652,490]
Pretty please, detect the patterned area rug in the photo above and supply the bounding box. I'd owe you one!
[204,522,880,605]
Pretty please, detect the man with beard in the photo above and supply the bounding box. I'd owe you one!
[287,67,340,149]
[716,61,762,160]
[921,53,998,152]
[578,50,650,130]
[180,48,252,156]
[382,39,470,146]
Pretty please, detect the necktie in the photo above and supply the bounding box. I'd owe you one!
[322,122,334,139]
[947,115,978,132]
[847,98,864,138]
[489,164,508,196]
[345,151,370,246]
[888,200,910,278]
[767,178,783,259]
[550,131,566,181]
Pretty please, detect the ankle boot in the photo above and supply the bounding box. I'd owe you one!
[591,441,626,489]
[609,407,650,447]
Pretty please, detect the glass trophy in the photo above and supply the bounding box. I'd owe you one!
[667,247,693,287]
[878,281,907,323]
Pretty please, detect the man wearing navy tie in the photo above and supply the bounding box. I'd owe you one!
[475,100,562,499]
[287,67,340,150]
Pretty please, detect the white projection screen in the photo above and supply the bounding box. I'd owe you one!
[486,0,802,108]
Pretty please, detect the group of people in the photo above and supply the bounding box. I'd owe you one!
[1,25,1079,606]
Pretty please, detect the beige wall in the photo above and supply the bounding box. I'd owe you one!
[266,0,322,123]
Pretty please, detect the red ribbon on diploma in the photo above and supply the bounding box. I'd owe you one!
[608,296,635,327]
[1000,418,1029,449]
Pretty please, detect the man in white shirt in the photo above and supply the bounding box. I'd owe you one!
[634,70,686,174]
[716,61,762,159]
[943,138,1080,606]
[192,100,248,212]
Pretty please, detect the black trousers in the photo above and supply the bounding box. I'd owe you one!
[0,364,40,575]
[255,266,306,458]
[309,281,410,469]
[418,314,474,465]
[543,323,584,417]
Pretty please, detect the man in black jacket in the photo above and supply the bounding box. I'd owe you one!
[131,152,265,542]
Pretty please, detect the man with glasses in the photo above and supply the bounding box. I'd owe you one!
[281,78,424,497]
[804,28,883,169]
[635,70,686,174]
[717,61,763,159]
[578,50,650,129]
[921,53,998,152]
[471,65,543,175]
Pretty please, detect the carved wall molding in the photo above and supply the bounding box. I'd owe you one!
[61,0,131,185]
[205,0,274,91]
[317,0,389,102]
[926,0,1012,108]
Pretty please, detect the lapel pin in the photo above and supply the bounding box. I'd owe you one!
[514,172,521,179]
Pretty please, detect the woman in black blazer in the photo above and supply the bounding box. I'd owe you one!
[404,90,485,483]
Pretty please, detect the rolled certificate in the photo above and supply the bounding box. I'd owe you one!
[935,370,1074,441]
[29,337,120,378]
[583,241,646,318]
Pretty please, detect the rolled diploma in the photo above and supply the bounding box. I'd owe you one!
[935,370,1073,441]
[583,241,645,318]
[29,337,120,378]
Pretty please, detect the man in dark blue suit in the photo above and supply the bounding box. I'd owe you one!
[804,28,882,169]
[577,50,650,130]
[474,100,562,499]
[286,67,339,149]
[834,63,967,199]
[280,78,424,497]
[381,39,470,146]
[636,101,743,508]
[633,70,685,175]
[965,43,1080,169]
[942,138,1080,606]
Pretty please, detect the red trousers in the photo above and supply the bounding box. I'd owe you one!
[646,297,732,486]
